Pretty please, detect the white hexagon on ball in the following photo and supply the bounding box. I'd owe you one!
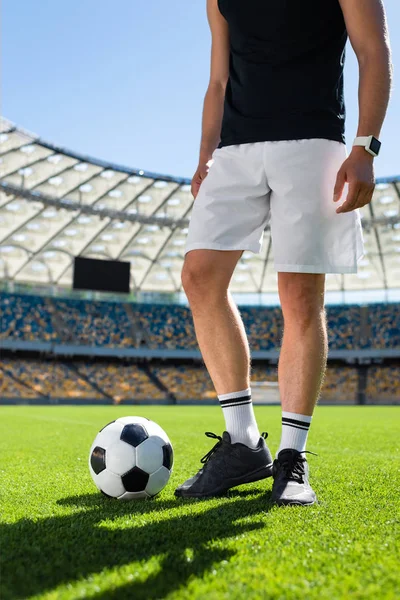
[106,440,136,476]
[136,438,164,474]
[92,421,124,449]
[95,470,125,498]
[145,466,171,496]
[144,420,171,446]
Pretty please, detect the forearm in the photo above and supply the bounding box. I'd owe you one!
[355,47,393,139]
[334,46,392,213]
[199,82,226,165]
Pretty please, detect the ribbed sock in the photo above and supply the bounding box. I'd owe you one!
[277,411,312,454]
[218,387,260,448]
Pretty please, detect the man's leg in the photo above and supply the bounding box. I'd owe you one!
[182,249,249,394]
[278,272,327,445]
[182,248,259,447]
[175,248,273,498]
[271,272,327,505]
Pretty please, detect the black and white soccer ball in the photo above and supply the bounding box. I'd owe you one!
[88,416,173,500]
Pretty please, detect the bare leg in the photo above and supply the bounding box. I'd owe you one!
[181,249,250,395]
[176,247,273,497]
[277,272,327,416]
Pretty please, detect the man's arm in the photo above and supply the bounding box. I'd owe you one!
[191,0,229,198]
[334,0,393,214]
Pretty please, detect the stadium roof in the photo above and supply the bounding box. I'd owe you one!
[0,116,399,294]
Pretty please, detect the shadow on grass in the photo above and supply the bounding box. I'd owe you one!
[1,490,274,600]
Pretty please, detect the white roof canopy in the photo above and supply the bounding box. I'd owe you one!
[1,117,399,293]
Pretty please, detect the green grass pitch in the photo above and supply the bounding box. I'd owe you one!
[1,405,399,600]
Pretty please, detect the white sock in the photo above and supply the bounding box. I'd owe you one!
[218,387,260,448]
[277,411,312,454]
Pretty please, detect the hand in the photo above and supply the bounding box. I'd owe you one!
[191,161,211,199]
[333,147,375,214]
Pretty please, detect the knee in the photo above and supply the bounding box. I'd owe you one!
[280,274,325,330]
[181,257,223,301]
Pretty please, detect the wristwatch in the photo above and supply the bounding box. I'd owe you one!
[353,135,381,157]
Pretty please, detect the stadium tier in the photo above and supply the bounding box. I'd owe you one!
[1,292,400,350]
[0,292,399,404]
[0,359,398,405]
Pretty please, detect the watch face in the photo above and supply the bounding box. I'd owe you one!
[370,136,381,155]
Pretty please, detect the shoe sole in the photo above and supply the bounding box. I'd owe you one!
[274,497,317,507]
[175,463,273,498]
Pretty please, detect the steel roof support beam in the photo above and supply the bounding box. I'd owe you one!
[0,181,189,228]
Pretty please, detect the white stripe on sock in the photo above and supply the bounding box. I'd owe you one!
[218,388,251,401]
[278,411,312,454]
[218,388,260,448]
[282,411,312,424]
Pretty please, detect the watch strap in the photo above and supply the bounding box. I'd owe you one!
[353,136,371,146]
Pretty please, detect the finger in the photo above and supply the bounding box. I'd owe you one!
[191,182,199,199]
[333,168,346,202]
[336,184,361,213]
[193,175,205,199]
[359,184,375,208]
[354,182,375,209]
[353,187,371,210]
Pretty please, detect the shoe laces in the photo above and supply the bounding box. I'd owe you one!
[200,430,269,464]
[279,450,317,484]
[200,432,223,464]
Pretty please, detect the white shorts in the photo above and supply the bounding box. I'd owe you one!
[185,139,365,273]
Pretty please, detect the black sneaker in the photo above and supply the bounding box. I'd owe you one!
[271,448,317,506]
[175,431,273,498]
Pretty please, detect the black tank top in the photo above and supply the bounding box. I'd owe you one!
[217,0,347,148]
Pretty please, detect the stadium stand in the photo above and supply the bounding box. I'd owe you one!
[368,303,400,349]
[242,306,283,350]
[52,298,136,347]
[1,292,399,350]
[0,368,38,399]
[0,292,399,404]
[1,359,102,399]
[79,362,166,402]
[326,305,362,350]
[1,358,398,404]
[365,365,400,403]
[133,304,197,349]
[319,366,359,404]
[251,363,360,403]
[150,364,215,401]
[0,293,56,341]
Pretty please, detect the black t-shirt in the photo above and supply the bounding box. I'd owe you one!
[217,0,348,148]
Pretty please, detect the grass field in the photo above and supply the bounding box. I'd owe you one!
[1,405,399,600]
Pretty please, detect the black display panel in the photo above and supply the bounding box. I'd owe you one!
[369,136,381,156]
[73,256,130,293]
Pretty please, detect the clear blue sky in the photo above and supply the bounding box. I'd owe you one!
[2,0,399,179]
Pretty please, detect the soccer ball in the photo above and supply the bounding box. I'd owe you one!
[88,416,173,500]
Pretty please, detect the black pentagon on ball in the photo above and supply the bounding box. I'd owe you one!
[122,466,150,492]
[90,446,106,474]
[162,443,174,470]
[120,423,148,447]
